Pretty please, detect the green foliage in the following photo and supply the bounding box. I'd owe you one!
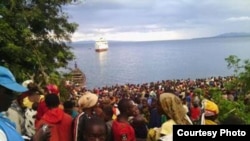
[194,84,250,124]
[58,79,70,102]
[194,88,204,96]
[225,55,250,94]
[209,55,250,124]
[210,88,250,124]
[0,0,78,86]
[223,79,238,91]
[57,72,74,102]
[225,55,241,74]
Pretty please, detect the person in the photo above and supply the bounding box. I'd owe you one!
[0,66,49,141]
[112,103,120,120]
[36,94,73,141]
[82,117,107,141]
[190,102,201,124]
[182,99,189,115]
[140,98,150,123]
[35,84,61,126]
[63,100,78,118]
[5,98,25,135]
[24,102,38,138]
[73,91,99,141]
[17,80,34,109]
[158,93,192,136]
[200,98,219,125]
[147,93,192,141]
[102,105,114,141]
[0,66,28,141]
[94,106,104,119]
[7,82,41,135]
[22,83,43,109]
[129,104,148,141]
[148,99,161,128]
[112,99,136,141]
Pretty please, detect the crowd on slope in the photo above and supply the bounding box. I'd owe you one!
[0,66,247,141]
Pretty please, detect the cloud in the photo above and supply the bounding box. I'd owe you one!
[225,16,250,22]
[64,0,250,41]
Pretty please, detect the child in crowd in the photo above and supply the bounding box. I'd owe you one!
[190,102,201,124]
[129,104,148,141]
[82,117,107,141]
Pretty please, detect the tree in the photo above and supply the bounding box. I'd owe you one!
[225,55,250,94]
[209,87,250,123]
[0,0,78,86]
[209,55,250,123]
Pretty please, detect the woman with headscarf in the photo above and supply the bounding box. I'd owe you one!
[147,93,192,141]
[158,93,192,136]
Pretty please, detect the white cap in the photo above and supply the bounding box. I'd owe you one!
[22,80,34,88]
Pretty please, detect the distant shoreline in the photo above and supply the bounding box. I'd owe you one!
[69,36,250,47]
[70,33,250,44]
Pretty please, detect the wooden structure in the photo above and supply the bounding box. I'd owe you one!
[69,62,86,87]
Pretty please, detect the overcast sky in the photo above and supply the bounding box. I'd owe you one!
[63,0,250,41]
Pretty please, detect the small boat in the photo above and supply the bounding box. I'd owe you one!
[95,37,108,52]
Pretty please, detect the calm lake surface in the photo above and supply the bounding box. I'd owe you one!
[67,37,250,89]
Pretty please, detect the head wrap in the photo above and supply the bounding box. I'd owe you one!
[159,93,192,125]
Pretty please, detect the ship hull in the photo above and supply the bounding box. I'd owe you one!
[95,48,108,52]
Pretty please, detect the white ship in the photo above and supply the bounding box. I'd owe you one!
[95,37,108,52]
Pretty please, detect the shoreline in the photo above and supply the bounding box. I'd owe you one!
[83,75,235,91]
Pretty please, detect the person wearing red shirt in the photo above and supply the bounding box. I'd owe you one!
[35,84,61,126]
[36,94,73,141]
[190,102,201,123]
[112,99,136,141]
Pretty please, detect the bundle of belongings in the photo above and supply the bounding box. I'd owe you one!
[200,99,219,125]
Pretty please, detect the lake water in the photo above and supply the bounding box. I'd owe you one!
[67,37,250,89]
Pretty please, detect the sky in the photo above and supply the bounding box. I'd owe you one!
[63,0,250,41]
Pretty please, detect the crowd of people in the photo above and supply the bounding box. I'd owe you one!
[0,66,247,141]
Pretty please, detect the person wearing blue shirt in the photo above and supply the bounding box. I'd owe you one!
[0,66,28,141]
[0,66,50,141]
